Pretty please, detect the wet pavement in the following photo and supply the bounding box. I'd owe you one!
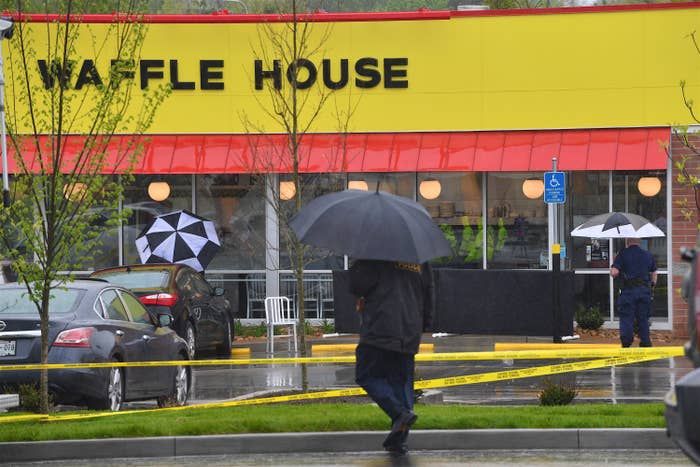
[187,335,694,405]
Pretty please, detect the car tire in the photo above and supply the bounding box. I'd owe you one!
[184,321,196,360]
[157,361,190,408]
[90,360,124,411]
[216,319,233,356]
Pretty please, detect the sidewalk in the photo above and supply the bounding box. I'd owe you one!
[1,428,678,463]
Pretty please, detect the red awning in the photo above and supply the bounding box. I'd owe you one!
[5,127,669,174]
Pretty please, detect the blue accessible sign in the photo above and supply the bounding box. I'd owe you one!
[544,171,566,204]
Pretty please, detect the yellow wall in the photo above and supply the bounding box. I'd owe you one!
[8,6,700,134]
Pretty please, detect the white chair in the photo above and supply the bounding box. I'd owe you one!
[264,296,298,354]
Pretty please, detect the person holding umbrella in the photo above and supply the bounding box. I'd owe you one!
[288,187,450,456]
[610,237,658,348]
[349,259,433,456]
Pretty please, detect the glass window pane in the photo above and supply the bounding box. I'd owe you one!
[568,172,610,270]
[123,175,192,266]
[101,289,130,321]
[196,174,265,270]
[612,171,667,268]
[280,272,333,320]
[417,172,483,268]
[651,274,668,319]
[279,174,346,270]
[486,173,548,269]
[574,274,611,321]
[348,173,415,198]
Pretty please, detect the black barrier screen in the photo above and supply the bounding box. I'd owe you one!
[333,269,574,337]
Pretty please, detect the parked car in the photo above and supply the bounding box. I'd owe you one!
[90,264,233,359]
[665,243,700,464]
[0,280,190,411]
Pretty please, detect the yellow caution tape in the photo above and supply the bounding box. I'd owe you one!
[312,343,434,353]
[495,343,621,351]
[0,350,677,424]
[0,347,683,372]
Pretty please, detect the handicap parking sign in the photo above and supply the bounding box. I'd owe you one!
[544,171,565,204]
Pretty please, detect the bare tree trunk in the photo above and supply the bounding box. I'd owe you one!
[40,281,50,414]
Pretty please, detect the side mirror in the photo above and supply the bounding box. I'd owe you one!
[157,313,173,328]
[213,287,225,297]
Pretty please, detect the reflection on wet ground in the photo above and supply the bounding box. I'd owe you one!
[189,335,694,405]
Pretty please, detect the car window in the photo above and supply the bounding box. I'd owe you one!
[119,290,152,325]
[0,288,82,315]
[93,299,105,319]
[92,270,170,290]
[100,289,131,321]
[176,270,196,296]
[190,273,212,297]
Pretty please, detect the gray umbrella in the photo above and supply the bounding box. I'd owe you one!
[288,189,451,264]
[570,212,665,238]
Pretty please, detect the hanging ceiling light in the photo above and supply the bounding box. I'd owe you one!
[280,181,296,200]
[348,180,368,191]
[522,179,545,199]
[637,176,661,197]
[419,179,441,200]
[148,181,171,202]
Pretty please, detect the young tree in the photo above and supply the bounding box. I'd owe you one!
[236,1,358,380]
[0,0,170,413]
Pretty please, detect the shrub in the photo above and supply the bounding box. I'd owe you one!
[575,304,604,330]
[538,378,578,406]
[17,383,53,413]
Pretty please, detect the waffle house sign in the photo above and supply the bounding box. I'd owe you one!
[8,5,700,134]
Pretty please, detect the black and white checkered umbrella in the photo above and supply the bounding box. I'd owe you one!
[135,210,221,272]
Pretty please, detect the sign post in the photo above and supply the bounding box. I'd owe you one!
[545,158,565,343]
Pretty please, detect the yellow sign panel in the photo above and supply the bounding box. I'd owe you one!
[8,6,700,134]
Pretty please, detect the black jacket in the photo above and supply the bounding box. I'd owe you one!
[348,260,433,355]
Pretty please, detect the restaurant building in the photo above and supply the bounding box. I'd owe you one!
[6,3,700,335]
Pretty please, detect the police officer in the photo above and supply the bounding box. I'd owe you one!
[610,238,658,347]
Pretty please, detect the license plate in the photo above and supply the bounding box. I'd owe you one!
[0,340,16,357]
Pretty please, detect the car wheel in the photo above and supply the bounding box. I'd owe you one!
[157,362,190,408]
[185,321,196,360]
[216,319,233,356]
[90,361,124,411]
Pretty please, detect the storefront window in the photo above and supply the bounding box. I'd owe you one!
[612,171,667,269]
[196,174,265,270]
[122,175,192,266]
[486,173,548,269]
[417,172,483,268]
[279,173,345,270]
[348,173,416,198]
[568,172,610,270]
[574,274,611,321]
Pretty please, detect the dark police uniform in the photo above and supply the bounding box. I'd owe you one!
[612,244,657,347]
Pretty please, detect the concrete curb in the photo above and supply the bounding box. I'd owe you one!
[1,429,677,463]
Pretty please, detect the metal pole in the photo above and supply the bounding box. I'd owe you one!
[551,157,562,343]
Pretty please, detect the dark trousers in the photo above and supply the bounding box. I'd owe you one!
[617,287,652,347]
[355,344,415,423]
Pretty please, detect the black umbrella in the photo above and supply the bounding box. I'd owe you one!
[288,189,451,264]
[570,212,665,238]
[135,210,221,272]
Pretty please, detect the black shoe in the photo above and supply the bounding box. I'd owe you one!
[640,342,653,347]
[383,411,417,450]
[385,443,408,457]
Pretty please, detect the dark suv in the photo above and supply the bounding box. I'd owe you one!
[665,242,700,464]
[91,264,233,359]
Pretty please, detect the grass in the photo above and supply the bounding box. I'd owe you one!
[0,403,665,443]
